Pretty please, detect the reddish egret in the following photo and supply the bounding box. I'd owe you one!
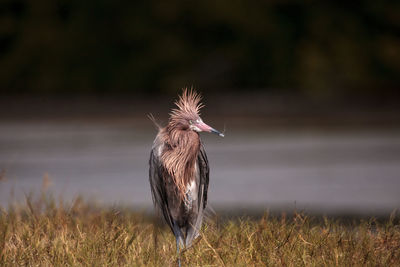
[149,89,223,266]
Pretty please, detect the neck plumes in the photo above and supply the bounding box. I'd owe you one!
[160,124,200,199]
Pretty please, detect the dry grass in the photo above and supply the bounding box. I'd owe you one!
[0,195,399,266]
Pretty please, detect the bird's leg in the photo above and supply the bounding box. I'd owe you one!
[173,223,183,267]
[176,236,181,267]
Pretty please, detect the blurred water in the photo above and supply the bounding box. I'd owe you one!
[0,122,399,215]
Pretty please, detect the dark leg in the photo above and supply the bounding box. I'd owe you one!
[173,223,183,267]
[176,236,181,267]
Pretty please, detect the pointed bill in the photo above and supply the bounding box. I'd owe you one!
[195,121,224,137]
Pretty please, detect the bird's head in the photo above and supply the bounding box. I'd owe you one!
[169,89,224,137]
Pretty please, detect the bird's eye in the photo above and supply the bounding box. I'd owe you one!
[189,120,193,125]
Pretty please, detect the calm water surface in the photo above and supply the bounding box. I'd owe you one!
[1,122,399,215]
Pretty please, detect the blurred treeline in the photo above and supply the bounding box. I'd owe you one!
[0,0,399,97]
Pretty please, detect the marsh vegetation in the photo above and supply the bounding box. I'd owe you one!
[0,194,399,266]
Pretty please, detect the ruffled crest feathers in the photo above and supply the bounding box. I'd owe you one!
[170,88,204,120]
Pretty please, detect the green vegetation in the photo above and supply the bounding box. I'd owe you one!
[0,195,399,266]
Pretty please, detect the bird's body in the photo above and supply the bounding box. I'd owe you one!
[149,133,209,247]
[149,89,223,265]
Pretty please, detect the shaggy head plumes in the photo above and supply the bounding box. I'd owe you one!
[169,89,204,130]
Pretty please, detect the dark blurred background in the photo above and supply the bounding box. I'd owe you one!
[1,0,399,98]
[1,1,400,216]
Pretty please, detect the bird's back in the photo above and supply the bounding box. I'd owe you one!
[149,134,209,247]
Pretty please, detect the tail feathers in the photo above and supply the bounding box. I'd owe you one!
[185,228,200,248]
[184,205,215,247]
[173,222,201,249]
[185,209,206,247]
[172,205,215,248]
[203,204,216,221]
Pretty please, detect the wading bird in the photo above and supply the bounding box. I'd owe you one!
[149,89,223,266]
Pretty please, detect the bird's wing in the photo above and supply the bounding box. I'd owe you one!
[184,142,210,247]
[149,147,174,232]
[198,142,210,210]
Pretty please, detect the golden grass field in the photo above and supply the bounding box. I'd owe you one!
[0,193,399,266]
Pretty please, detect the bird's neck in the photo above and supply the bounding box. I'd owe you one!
[160,127,200,198]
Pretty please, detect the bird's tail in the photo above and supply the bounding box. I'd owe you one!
[185,204,216,248]
[204,204,216,219]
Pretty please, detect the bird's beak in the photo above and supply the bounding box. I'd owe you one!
[195,121,224,137]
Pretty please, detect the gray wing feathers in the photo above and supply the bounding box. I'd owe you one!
[198,144,210,209]
[149,149,175,233]
[185,143,210,246]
